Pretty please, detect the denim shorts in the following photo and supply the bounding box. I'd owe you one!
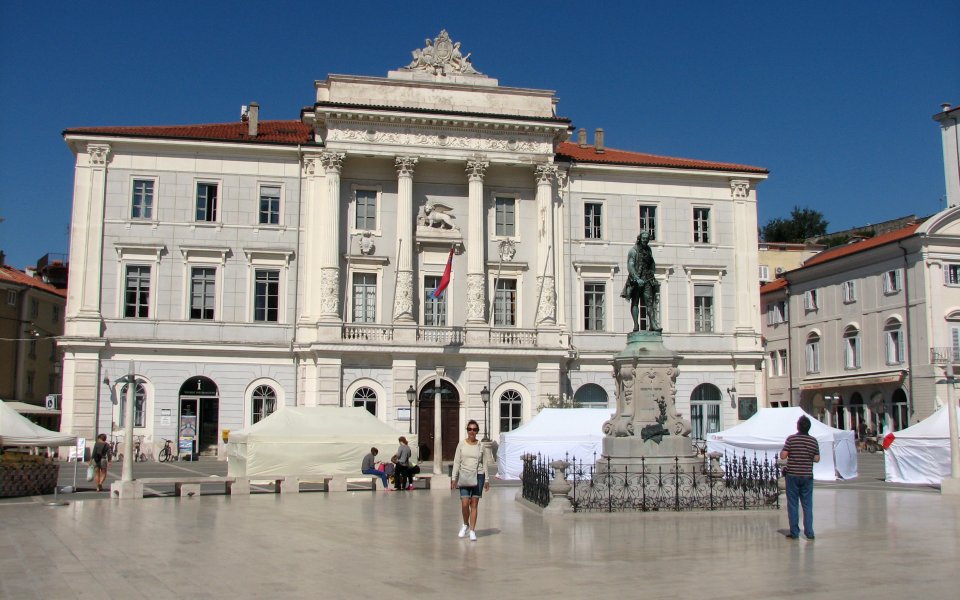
[459,474,485,498]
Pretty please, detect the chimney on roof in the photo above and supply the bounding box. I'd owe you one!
[577,128,588,148]
[594,128,604,154]
[942,103,953,112]
[248,102,259,137]
[0,250,5,266]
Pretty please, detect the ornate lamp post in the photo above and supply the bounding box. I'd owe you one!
[406,385,416,435]
[480,385,491,442]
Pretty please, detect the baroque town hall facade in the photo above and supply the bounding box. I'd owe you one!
[59,32,767,459]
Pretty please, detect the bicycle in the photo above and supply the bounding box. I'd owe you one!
[157,439,177,462]
[115,435,148,462]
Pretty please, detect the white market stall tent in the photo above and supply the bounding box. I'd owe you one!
[0,399,76,447]
[496,408,608,479]
[884,405,960,485]
[706,407,857,481]
[226,406,413,477]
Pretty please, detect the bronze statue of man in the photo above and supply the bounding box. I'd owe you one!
[621,231,661,332]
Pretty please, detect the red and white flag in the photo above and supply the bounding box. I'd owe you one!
[432,247,455,299]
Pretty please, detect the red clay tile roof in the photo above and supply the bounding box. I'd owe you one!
[63,121,314,145]
[0,265,67,298]
[760,278,788,294]
[556,142,767,174]
[801,223,921,268]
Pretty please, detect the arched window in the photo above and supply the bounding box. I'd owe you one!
[806,332,821,374]
[573,383,609,407]
[252,385,277,424]
[119,382,146,428]
[843,326,861,370]
[891,388,909,431]
[690,383,722,440]
[884,319,904,365]
[499,390,522,432]
[353,386,377,416]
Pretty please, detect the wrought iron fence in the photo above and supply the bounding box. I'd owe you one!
[520,451,781,512]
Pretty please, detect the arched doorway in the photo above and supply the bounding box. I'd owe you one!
[690,383,722,440]
[849,392,865,436]
[417,379,459,463]
[179,376,219,458]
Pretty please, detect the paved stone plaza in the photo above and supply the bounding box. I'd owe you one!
[1,476,957,599]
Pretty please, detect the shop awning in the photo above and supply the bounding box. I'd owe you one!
[800,371,905,391]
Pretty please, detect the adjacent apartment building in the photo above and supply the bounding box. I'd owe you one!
[58,32,768,458]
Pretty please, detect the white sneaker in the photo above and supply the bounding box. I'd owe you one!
[458,524,468,538]
[468,530,477,542]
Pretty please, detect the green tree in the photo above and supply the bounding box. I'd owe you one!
[761,206,829,242]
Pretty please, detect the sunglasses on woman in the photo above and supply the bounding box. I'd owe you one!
[466,427,479,432]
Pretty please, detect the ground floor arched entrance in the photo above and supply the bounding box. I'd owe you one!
[179,376,219,458]
[417,379,459,462]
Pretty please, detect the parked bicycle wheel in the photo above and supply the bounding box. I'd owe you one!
[158,446,171,462]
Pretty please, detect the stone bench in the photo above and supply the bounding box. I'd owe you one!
[412,474,433,489]
[122,476,241,498]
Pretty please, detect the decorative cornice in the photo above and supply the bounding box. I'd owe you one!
[327,123,554,155]
[395,156,419,177]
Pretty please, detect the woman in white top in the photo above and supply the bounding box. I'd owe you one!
[450,419,491,541]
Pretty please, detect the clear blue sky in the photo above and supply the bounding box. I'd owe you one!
[1,1,956,268]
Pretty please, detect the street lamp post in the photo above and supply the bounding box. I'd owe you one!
[942,363,960,495]
[480,385,490,442]
[406,385,416,435]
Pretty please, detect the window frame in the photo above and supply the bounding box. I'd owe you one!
[583,200,604,240]
[693,283,715,333]
[5,290,15,306]
[638,204,658,241]
[690,383,722,440]
[843,326,861,370]
[498,389,523,432]
[251,385,278,424]
[692,206,712,244]
[123,264,152,319]
[806,332,821,374]
[350,271,379,324]
[491,193,520,241]
[884,319,905,365]
[350,185,382,235]
[842,280,857,304]
[257,183,282,226]
[194,181,220,223]
[759,265,770,282]
[422,274,448,327]
[130,177,157,221]
[945,263,960,286]
[352,386,378,416]
[778,349,788,377]
[583,281,606,331]
[804,289,819,311]
[492,277,518,327]
[189,266,217,321]
[882,269,902,294]
[253,268,281,323]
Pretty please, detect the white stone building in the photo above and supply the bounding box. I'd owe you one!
[58,32,767,459]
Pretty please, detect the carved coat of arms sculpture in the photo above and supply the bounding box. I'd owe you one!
[403,30,481,76]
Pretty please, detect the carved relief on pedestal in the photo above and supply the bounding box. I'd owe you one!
[535,275,556,325]
[319,268,340,316]
[466,273,486,322]
[394,270,414,321]
[603,362,636,437]
[87,144,111,166]
[662,367,692,436]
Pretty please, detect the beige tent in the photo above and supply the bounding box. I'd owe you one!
[226,406,414,477]
[0,400,76,447]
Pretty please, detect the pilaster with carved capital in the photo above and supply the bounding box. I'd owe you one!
[395,156,418,323]
[730,179,750,199]
[316,152,345,321]
[467,274,486,322]
[534,164,558,326]
[67,144,112,323]
[87,143,111,167]
[466,157,489,324]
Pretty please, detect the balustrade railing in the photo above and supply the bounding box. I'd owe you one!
[341,324,394,342]
[490,328,537,346]
[418,326,465,346]
[930,347,960,365]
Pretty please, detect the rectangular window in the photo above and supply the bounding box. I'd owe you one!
[806,340,820,374]
[493,278,517,326]
[195,183,218,222]
[584,282,606,331]
[355,189,377,231]
[759,265,770,281]
[952,326,960,363]
[584,202,603,239]
[883,269,902,294]
[778,350,788,376]
[638,205,657,240]
[190,267,216,320]
[124,265,150,318]
[845,336,861,369]
[842,280,857,303]
[693,284,714,332]
[495,197,516,237]
[30,299,38,318]
[259,185,281,225]
[52,305,60,323]
[691,403,721,440]
[131,179,154,219]
[945,264,960,286]
[5,290,15,306]
[693,207,710,244]
[769,352,779,376]
[352,273,377,323]
[804,289,818,311]
[766,301,788,325]
[886,329,905,365]
[254,269,280,322]
[423,275,447,326]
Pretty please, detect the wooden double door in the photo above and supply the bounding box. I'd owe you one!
[417,380,459,462]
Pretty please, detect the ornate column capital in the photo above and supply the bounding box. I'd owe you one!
[320,151,345,174]
[302,153,324,176]
[465,158,489,181]
[535,163,558,185]
[86,143,111,166]
[730,179,750,199]
[395,156,419,177]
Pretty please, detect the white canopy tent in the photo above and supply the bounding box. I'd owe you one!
[496,408,608,479]
[884,405,960,485]
[226,406,413,477]
[0,399,76,447]
[706,407,857,481]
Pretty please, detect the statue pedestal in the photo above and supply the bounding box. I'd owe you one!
[601,332,697,471]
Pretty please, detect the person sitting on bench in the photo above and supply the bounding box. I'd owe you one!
[361,447,390,489]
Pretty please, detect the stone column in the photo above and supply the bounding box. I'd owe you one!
[433,366,445,475]
[318,152,344,321]
[534,164,558,326]
[299,153,322,321]
[466,158,489,323]
[394,156,418,322]
[730,179,760,342]
[66,143,110,334]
